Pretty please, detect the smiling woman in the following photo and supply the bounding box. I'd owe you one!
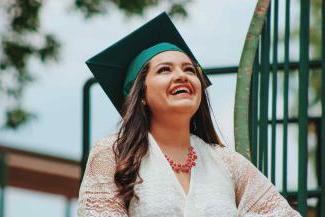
[78,12,301,217]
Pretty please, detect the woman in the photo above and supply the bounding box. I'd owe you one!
[78,13,301,217]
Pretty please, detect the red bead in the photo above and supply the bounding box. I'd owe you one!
[164,146,197,173]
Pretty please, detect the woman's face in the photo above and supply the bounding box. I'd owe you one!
[144,51,202,117]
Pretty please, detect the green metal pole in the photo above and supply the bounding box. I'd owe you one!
[271,0,279,184]
[81,78,96,182]
[65,198,71,217]
[320,0,325,215]
[0,153,6,217]
[0,189,3,217]
[282,0,291,197]
[259,8,271,175]
[249,47,260,166]
[297,0,310,215]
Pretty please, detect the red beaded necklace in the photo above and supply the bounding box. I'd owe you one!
[164,146,197,173]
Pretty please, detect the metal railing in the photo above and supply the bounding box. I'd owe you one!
[247,0,324,216]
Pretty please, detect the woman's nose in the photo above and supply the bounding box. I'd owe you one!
[173,68,188,83]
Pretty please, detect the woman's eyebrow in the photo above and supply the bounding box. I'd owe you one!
[182,62,195,67]
[153,62,194,70]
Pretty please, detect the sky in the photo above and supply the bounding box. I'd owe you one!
[0,0,318,216]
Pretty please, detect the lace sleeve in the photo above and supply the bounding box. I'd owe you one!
[216,147,301,217]
[77,135,128,217]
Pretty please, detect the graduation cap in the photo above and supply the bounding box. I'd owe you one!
[86,12,211,114]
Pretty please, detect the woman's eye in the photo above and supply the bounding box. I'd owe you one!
[157,66,171,73]
[185,67,196,74]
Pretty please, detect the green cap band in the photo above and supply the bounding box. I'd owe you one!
[123,42,184,96]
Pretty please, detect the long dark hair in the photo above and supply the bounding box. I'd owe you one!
[112,59,223,211]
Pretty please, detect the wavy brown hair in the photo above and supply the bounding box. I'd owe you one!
[112,59,223,211]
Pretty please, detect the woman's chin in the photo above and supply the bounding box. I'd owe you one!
[167,102,199,113]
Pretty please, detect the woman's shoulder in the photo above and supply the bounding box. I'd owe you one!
[89,134,118,154]
[92,134,118,148]
[213,144,245,162]
[87,134,118,166]
[191,134,240,160]
[191,134,250,177]
[85,134,118,181]
[79,134,127,216]
[211,141,252,173]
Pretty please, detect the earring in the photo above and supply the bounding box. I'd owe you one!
[141,99,147,106]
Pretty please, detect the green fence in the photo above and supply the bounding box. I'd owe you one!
[248,0,324,216]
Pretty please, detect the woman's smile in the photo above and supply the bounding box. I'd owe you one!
[169,83,193,96]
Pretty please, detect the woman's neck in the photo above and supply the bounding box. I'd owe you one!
[150,115,191,149]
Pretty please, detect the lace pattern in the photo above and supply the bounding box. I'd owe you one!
[78,134,302,217]
[213,145,301,217]
[77,135,128,217]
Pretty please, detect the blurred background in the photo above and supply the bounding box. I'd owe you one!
[0,0,324,216]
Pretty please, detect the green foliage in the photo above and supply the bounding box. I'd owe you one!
[74,0,110,17]
[10,0,42,33]
[5,108,36,129]
[0,0,190,129]
[168,3,188,17]
[111,0,159,15]
[1,0,61,128]
[73,0,190,18]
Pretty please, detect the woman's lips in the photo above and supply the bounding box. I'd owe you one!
[169,83,194,95]
[172,92,192,97]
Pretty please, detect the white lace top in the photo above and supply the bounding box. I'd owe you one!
[78,134,301,217]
